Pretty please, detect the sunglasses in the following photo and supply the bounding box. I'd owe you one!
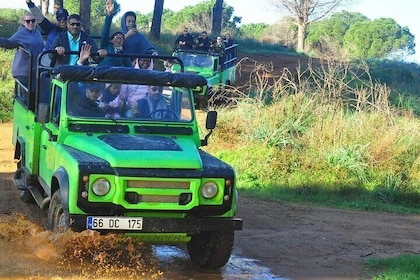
[57,17,67,21]
[69,22,81,27]
[25,19,36,24]
[113,36,124,40]
[150,87,160,92]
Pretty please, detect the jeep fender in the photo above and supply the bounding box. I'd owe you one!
[52,167,70,212]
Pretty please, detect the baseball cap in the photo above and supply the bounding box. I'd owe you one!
[56,8,69,20]
[84,83,105,92]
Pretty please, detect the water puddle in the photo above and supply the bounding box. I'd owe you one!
[0,214,287,280]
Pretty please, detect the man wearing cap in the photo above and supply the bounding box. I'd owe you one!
[25,0,68,51]
[70,83,106,117]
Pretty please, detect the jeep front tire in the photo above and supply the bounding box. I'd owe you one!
[187,230,234,269]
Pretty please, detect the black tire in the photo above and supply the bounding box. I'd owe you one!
[47,190,70,231]
[187,230,234,269]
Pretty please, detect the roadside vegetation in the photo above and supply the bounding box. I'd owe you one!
[366,254,420,280]
[0,1,419,278]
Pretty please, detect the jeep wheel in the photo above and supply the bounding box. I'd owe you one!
[187,230,234,269]
[47,190,70,231]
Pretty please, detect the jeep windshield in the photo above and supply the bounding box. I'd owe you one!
[66,81,194,122]
[173,51,214,75]
[53,65,208,123]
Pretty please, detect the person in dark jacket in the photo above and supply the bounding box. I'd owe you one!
[0,12,44,104]
[99,0,131,67]
[25,0,68,51]
[174,27,194,50]
[50,14,107,66]
[120,11,158,55]
[71,83,106,118]
[194,31,211,52]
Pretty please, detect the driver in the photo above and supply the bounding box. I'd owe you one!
[133,85,172,119]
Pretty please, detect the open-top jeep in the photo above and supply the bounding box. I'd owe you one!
[171,43,238,108]
[12,50,242,269]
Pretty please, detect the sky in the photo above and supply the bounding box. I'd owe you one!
[1,0,418,62]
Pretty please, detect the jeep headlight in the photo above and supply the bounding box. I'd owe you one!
[200,181,218,199]
[92,178,111,196]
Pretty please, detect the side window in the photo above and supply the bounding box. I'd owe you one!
[14,79,29,109]
[51,86,62,125]
[171,87,193,121]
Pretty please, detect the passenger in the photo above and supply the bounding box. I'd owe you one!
[50,14,107,66]
[134,86,171,119]
[0,12,44,105]
[194,31,211,52]
[107,58,152,117]
[174,27,194,50]
[100,83,122,118]
[223,33,235,49]
[25,0,68,51]
[223,33,236,66]
[120,11,158,56]
[98,0,131,67]
[71,83,105,117]
[212,36,225,55]
[132,57,154,70]
[212,36,225,69]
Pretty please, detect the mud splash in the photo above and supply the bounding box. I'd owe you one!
[0,214,162,279]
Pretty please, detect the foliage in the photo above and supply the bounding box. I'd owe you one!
[306,11,369,58]
[306,11,415,60]
[367,59,420,115]
[161,0,237,35]
[238,23,269,39]
[366,255,420,280]
[273,0,351,52]
[204,58,420,213]
[344,18,415,60]
[0,50,14,122]
[61,0,120,17]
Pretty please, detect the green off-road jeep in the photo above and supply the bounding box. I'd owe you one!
[12,50,242,269]
[171,44,237,108]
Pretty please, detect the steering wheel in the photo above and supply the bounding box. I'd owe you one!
[146,109,179,119]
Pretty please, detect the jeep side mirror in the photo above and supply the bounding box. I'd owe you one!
[201,110,217,146]
[206,110,217,129]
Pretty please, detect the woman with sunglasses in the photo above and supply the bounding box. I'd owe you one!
[0,12,43,104]
[98,0,131,67]
[25,0,69,51]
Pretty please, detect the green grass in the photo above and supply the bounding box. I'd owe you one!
[366,255,420,280]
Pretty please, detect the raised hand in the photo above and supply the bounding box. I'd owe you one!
[106,0,115,16]
[77,44,92,65]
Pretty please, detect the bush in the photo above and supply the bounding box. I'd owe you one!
[0,50,14,122]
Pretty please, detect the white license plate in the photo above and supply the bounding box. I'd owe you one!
[87,216,143,230]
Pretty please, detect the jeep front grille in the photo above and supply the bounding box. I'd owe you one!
[125,180,192,206]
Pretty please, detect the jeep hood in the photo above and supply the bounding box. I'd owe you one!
[64,134,202,169]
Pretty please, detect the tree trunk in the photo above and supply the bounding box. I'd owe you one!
[79,0,92,34]
[211,0,223,35]
[297,22,307,52]
[40,0,48,15]
[150,0,164,40]
[54,0,63,14]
